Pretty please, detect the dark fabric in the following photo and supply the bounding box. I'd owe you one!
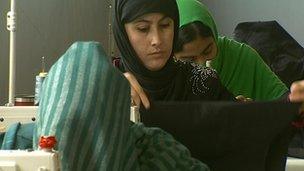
[233,20,304,87]
[113,0,235,101]
[121,0,178,25]
[141,101,300,171]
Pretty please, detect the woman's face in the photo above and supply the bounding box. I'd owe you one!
[174,36,217,64]
[125,13,174,71]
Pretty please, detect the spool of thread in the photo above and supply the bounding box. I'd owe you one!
[34,72,47,105]
[130,106,140,123]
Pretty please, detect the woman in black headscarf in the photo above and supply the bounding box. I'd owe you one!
[113,0,236,108]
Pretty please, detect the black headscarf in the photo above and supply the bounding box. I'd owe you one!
[113,0,181,100]
[113,0,235,101]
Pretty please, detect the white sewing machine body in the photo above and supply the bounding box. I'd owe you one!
[0,106,37,131]
[0,150,59,171]
[0,106,140,132]
[286,157,304,171]
[0,106,59,171]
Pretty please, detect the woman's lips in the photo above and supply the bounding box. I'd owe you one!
[148,51,164,57]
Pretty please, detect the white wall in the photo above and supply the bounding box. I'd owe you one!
[202,0,304,46]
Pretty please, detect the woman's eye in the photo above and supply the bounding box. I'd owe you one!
[160,23,170,28]
[136,27,149,33]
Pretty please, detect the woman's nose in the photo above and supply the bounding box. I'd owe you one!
[151,30,161,47]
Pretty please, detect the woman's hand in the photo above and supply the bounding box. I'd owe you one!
[124,72,150,109]
[289,80,304,102]
[235,95,253,102]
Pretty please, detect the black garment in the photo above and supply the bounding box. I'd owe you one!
[234,20,304,87]
[141,101,300,171]
[114,57,235,101]
[113,0,235,101]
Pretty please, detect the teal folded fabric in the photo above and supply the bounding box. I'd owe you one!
[1,122,19,149]
[15,123,34,149]
[34,41,209,171]
[1,122,34,150]
[0,132,4,146]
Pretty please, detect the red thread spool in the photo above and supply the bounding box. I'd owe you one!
[39,136,57,150]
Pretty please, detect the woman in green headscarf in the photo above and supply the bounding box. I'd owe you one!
[174,0,288,101]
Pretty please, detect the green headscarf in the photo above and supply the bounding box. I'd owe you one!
[176,0,288,101]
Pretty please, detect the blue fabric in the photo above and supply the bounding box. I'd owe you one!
[0,122,34,150]
[15,123,34,149]
[1,122,20,149]
[0,132,5,147]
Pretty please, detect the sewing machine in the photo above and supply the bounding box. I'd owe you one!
[0,105,140,132]
[0,150,59,171]
[0,106,37,132]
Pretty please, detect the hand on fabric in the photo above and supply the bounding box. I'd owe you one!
[235,95,253,102]
[289,80,304,102]
[124,72,150,109]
